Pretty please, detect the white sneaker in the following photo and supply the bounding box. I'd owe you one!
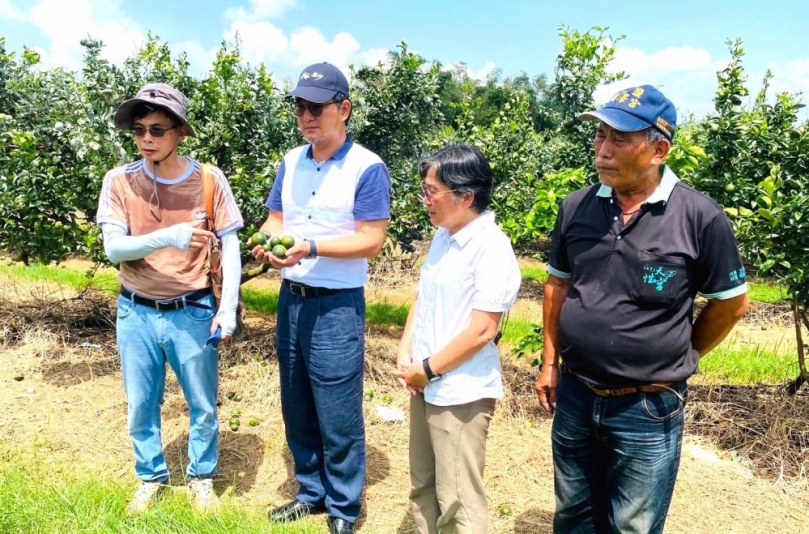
[188,477,219,513]
[126,481,166,515]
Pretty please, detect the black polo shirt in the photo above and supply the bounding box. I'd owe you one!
[547,166,747,388]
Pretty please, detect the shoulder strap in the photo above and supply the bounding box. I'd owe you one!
[201,163,215,232]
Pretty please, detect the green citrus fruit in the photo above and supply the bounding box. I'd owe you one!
[226,391,236,400]
[272,245,287,259]
[270,236,282,248]
[251,232,267,246]
[234,394,243,402]
[261,243,273,252]
[248,417,259,427]
[230,423,239,432]
[382,394,393,404]
[280,235,295,248]
[13,373,24,382]
[499,505,512,516]
[229,417,240,426]
[230,408,241,416]
[724,183,737,193]
[364,389,374,399]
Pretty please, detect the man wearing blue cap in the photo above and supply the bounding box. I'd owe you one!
[249,63,391,534]
[535,85,749,533]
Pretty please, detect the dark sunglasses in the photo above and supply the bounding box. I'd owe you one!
[130,125,180,137]
[291,100,339,117]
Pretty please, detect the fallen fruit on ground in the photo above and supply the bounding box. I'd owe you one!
[499,505,512,516]
[231,408,241,416]
[249,417,259,427]
[13,373,24,382]
[229,417,240,426]
[234,394,243,402]
[230,423,239,432]
[383,394,393,404]
[226,392,236,400]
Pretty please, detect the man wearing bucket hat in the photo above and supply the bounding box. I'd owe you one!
[97,83,244,514]
[249,63,391,534]
[535,85,749,533]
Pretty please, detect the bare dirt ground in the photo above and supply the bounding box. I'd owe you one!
[1,270,808,533]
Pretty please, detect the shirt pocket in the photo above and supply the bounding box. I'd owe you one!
[632,251,687,306]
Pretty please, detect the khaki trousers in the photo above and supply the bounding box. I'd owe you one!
[409,393,496,534]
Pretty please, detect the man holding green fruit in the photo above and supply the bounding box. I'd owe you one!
[249,62,391,534]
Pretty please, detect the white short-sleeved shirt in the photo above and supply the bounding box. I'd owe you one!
[411,210,522,406]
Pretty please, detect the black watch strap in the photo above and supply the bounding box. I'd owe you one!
[423,358,441,381]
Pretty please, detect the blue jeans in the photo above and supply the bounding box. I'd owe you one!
[276,282,366,522]
[552,371,687,534]
[117,290,219,482]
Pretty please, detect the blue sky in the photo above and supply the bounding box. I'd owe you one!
[2,0,808,120]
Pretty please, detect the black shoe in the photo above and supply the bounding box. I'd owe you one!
[268,500,314,522]
[328,517,356,534]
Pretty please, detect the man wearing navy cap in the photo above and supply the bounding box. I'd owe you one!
[536,85,749,533]
[250,63,391,534]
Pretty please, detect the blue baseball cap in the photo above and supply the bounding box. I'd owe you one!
[578,85,676,140]
[286,62,349,103]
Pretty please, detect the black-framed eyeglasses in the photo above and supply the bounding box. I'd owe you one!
[420,186,457,201]
[291,100,340,117]
[130,125,180,137]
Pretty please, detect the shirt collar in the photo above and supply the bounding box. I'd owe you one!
[305,136,353,163]
[596,165,680,205]
[449,210,496,248]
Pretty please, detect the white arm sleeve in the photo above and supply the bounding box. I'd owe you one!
[215,230,242,337]
[101,222,194,263]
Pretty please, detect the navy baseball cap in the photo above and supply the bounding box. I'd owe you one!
[286,62,349,103]
[579,85,676,140]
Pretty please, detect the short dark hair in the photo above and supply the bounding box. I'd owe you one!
[334,92,351,126]
[131,103,181,127]
[418,144,493,213]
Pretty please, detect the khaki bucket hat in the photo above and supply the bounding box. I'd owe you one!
[113,83,196,137]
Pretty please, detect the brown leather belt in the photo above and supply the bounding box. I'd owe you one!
[574,374,673,397]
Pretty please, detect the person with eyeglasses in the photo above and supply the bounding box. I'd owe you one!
[249,63,391,534]
[96,83,244,515]
[394,145,521,534]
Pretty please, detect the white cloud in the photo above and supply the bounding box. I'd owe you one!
[289,28,359,71]
[592,44,725,120]
[360,48,390,68]
[4,0,212,76]
[224,0,298,22]
[0,0,25,20]
[766,58,809,98]
[26,0,144,69]
[228,19,290,65]
[174,39,218,77]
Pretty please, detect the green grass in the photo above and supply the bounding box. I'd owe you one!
[746,279,788,304]
[0,262,119,293]
[0,457,316,534]
[520,264,548,283]
[697,342,798,384]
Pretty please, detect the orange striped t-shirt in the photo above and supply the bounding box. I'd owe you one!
[97,158,243,299]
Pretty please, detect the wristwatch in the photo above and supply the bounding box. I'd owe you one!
[423,358,442,382]
[306,239,317,258]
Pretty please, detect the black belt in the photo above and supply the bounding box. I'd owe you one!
[283,279,353,298]
[120,287,213,311]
